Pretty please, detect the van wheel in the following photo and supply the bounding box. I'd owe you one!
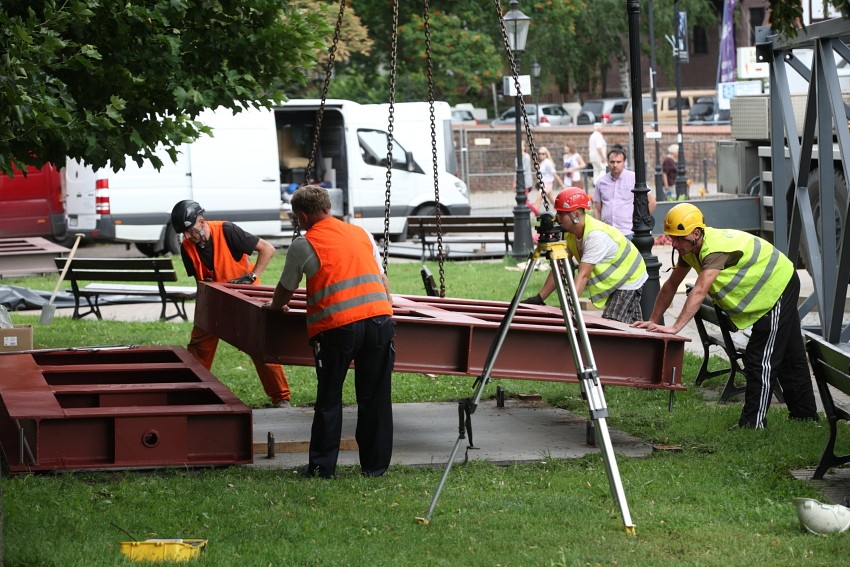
[412,204,448,217]
[804,167,847,263]
[164,226,180,255]
[135,242,162,257]
[49,233,76,248]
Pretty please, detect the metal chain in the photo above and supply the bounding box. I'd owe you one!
[423,0,445,297]
[382,0,400,275]
[297,0,347,238]
[492,0,548,213]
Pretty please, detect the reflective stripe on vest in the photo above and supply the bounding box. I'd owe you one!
[305,218,392,337]
[683,228,793,329]
[567,216,646,308]
[182,221,255,283]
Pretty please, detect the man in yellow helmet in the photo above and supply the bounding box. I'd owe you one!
[634,203,817,428]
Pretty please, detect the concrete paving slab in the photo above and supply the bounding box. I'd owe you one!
[249,400,653,470]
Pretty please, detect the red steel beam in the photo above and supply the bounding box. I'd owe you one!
[196,283,687,390]
[0,347,252,473]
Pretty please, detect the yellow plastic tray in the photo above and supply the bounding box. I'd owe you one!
[119,539,207,562]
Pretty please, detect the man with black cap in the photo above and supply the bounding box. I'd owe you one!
[170,199,291,408]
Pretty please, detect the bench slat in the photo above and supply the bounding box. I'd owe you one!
[64,270,179,283]
[408,215,515,225]
[56,258,176,270]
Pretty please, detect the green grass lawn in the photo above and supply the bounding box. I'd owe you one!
[1,255,845,565]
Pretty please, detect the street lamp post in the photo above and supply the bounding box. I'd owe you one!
[504,0,533,259]
[626,0,661,317]
[648,0,665,201]
[673,0,690,198]
[531,60,541,123]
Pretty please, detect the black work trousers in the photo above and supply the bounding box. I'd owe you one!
[308,315,395,477]
[739,271,818,428]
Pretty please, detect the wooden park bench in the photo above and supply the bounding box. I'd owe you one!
[54,257,196,321]
[406,215,514,261]
[687,284,783,403]
[804,332,850,479]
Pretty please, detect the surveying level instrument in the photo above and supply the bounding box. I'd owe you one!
[417,212,636,535]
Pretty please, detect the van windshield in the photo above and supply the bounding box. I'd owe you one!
[358,129,418,172]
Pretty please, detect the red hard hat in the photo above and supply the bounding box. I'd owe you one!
[554,187,591,212]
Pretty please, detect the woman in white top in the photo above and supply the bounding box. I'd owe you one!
[562,144,586,190]
[535,146,565,211]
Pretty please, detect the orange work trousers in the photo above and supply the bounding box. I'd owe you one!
[187,325,290,403]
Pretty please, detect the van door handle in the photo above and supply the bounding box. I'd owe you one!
[361,177,374,181]
[262,178,276,182]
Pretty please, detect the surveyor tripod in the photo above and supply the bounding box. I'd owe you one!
[418,213,636,535]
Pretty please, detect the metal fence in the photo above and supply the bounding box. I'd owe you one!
[453,127,725,213]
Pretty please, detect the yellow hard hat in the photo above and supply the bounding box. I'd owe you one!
[664,203,705,236]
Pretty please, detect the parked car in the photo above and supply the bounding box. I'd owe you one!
[576,98,630,125]
[623,89,716,125]
[490,103,572,127]
[687,96,731,125]
[451,109,479,126]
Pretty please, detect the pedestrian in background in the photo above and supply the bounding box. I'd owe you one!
[170,199,292,408]
[662,144,679,199]
[588,122,607,189]
[594,147,656,239]
[562,143,586,190]
[266,185,395,478]
[534,146,565,211]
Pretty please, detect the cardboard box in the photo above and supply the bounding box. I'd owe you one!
[0,325,33,353]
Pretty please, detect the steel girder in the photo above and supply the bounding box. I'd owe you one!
[0,347,252,473]
[195,283,687,390]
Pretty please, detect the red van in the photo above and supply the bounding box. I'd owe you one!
[0,163,70,244]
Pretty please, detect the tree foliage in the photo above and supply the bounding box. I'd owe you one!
[395,11,504,101]
[329,1,506,107]
[0,1,331,175]
[768,0,850,38]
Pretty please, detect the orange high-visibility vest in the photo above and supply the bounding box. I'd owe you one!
[182,221,256,284]
[304,218,392,338]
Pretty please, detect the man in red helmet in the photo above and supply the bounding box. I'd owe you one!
[521,187,647,324]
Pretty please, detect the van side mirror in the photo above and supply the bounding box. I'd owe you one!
[406,151,416,172]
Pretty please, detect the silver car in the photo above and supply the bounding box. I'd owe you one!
[491,103,572,127]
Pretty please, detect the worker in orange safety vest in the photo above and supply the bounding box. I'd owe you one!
[171,199,291,408]
[265,186,394,478]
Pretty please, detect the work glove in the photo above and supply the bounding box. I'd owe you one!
[520,294,545,305]
[229,273,257,285]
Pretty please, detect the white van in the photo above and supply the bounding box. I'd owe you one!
[65,100,470,255]
[64,106,283,256]
[277,99,470,238]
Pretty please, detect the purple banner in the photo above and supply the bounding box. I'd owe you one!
[719,0,737,83]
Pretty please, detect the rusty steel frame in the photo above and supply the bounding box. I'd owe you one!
[0,346,252,473]
[0,236,67,277]
[196,283,687,390]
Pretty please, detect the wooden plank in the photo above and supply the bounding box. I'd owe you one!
[252,438,358,455]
